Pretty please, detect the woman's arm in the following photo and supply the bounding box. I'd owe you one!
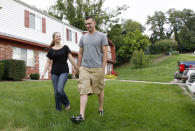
[68,53,79,71]
[41,58,52,79]
[77,47,83,68]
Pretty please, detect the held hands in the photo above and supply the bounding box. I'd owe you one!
[74,65,79,74]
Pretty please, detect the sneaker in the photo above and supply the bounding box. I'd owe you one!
[99,110,104,116]
[71,114,84,124]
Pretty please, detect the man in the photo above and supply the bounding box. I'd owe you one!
[71,16,108,123]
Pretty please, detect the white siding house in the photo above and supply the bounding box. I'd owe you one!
[0,0,116,79]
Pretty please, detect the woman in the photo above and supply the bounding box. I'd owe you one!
[41,32,78,111]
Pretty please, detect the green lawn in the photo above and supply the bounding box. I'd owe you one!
[0,80,194,131]
[115,54,195,82]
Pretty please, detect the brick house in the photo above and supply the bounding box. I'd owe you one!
[0,0,116,79]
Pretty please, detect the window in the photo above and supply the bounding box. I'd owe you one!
[72,31,75,43]
[13,47,35,67]
[68,30,72,41]
[108,46,112,59]
[35,16,41,32]
[29,13,35,29]
[13,47,21,60]
[27,49,35,67]
[24,10,46,33]
[21,48,27,62]
[67,29,76,42]
[107,63,112,73]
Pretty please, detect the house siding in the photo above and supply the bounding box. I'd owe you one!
[0,0,116,79]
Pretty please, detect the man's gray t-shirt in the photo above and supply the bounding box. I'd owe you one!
[79,31,108,68]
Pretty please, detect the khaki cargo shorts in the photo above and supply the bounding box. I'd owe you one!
[78,66,105,95]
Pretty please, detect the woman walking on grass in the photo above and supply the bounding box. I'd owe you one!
[41,32,78,111]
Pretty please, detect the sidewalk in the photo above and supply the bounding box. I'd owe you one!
[105,79,185,85]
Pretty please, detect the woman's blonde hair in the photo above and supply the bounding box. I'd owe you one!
[49,32,60,48]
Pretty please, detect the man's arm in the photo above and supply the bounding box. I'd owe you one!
[102,45,108,70]
[78,47,84,68]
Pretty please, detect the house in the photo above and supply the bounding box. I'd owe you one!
[0,0,116,79]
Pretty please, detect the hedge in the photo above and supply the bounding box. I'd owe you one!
[30,73,40,80]
[0,62,4,80]
[1,59,26,81]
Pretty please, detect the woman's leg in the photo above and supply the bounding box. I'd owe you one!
[56,73,70,108]
[51,74,62,111]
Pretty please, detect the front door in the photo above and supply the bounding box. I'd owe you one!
[39,51,48,79]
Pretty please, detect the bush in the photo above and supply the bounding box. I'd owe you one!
[1,59,26,81]
[105,74,117,80]
[172,51,179,55]
[68,74,72,79]
[131,49,150,69]
[30,73,40,80]
[0,62,4,80]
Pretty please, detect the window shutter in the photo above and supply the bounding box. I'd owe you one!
[75,32,78,44]
[42,18,46,33]
[66,28,69,41]
[24,10,29,28]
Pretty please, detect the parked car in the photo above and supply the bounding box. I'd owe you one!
[181,68,195,83]
[186,72,195,96]
[174,61,195,82]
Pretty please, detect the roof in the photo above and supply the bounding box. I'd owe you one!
[13,0,83,32]
[0,32,80,54]
[0,32,48,47]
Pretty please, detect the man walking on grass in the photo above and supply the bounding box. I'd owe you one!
[71,16,108,123]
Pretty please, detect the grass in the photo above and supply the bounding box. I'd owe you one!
[115,54,195,82]
[0,80,195,131]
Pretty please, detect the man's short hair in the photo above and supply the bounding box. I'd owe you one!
[85,16,95,21]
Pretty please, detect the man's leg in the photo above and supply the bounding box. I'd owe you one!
[98,91,104,111]
[80,94,88,119]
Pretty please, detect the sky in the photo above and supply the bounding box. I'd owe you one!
[20,0,195,30]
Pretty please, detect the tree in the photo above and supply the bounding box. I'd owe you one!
[179,17,195,52]
[117,30,151,64]
[131,49,150,69]
[146,11,168,54]
[107,24,123,52]
[107,24,125,65]
[155,39,178,54]
[107,19,146,65]
[122,19,145,33]
[146,11,167,42]
[167,8,194,52]
[48,0,128,31]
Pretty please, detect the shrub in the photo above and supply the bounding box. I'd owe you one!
[1,59,26,81]
[0,62,4,80]
[131,49,150,69]
[172,51,179,55]
[105,74,117,80]
[68,74,72,79]
[30,73,40,80]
